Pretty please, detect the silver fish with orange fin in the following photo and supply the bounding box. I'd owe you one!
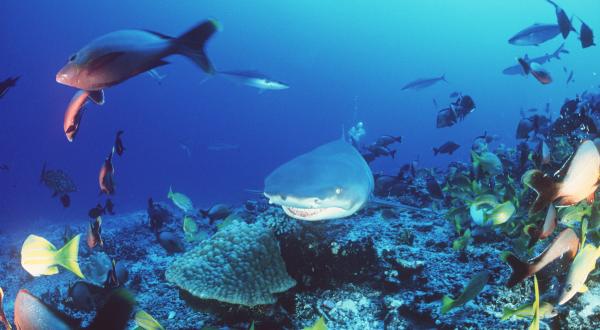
[503,228,579,288]
[522,140,600,214]
[56,20,219,92]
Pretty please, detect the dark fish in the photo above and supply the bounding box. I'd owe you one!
[532,139,551,167]
[453,95,476,120]
[367,145,397,158]
[566,70,574,84]
[376,135,402,147]
[475,131,495,144]
[517,142,530,171]
[105,260,120,289]
[578,18,595,48]
[60,194,71,208]
[40,163,77,204]
[546,0,575,38]
[436,107,457,128]
[508,23,560,46]
[199,204,232,224]
[88,203,105,219]
[502,44,568,75]
[56,20,219,91]
[114,130,125,156]
[99,151,115,195]
[426,175,444,200]
[105,198,115,215]
[434,141,460,155]
[14,289,134,330]
[0,76,20,98]
[361,151,377,163]
[560,98,579,116]
[87,217,103,249]
[504,228,579,287]
[401,74,447,90]
[518,58,552,84]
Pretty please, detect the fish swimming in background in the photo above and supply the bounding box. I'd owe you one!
[63,89,104,142]
[502,43,568,75]
[433,141,460,156]
[114,130,125,156]
[522,140,600,214]
[518,58,552,85]
[199,203,232,224]
[436,107,458,128]
[0,76,20,99]
[105,260,120,289]
[578,18,595,48]
[40,162,77,208]
[14,289,134,330]
[440,271,489,314]
[87,217,103,249]
[503,228,579,287]
[375,135,402,147]
[264,139,373,221]
[401,74,447,91]
[558,244,600,305]
[426,175,444,200]
[135,310,165,330]
[20,234,84,278]
[56,20,219,91]
[545,0,575,39]
[452,95,476,120]
[218,70,290,91]
[0,287,11,330]
[168,186,194,213]
[472,151,503,176]
[99,151,115,195]
[508,23,560,46]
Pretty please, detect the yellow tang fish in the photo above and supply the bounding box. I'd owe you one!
[20,234,84,278]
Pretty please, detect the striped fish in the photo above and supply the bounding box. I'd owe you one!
[20,234,84,278]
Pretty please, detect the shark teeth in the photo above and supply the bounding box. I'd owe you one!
[285,206,324,217]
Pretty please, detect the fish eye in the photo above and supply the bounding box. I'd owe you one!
[69,53,77,62]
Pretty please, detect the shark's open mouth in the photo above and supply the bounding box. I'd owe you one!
[281,205,348,220]
[283,206,325,218]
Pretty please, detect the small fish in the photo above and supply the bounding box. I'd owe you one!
[63,90,104,142]
[545,0,575,38]
[218,70,289,91]
[0,287,11,330]
[484,201,515,225]
[452,95,476,120]
[503,228,579,287]
[105,259,120,289]
[472,151,503,176]
[135,310,165,330]
[401,74,447,91]
[56,20,219,91]
[578,18,595,48]
[433,141,460,155]
[168,186,194,213]
[20,234,84,278]
[14,288,134,330]
[0,76,20,99]
[375,135,402,147]
[508,23,560,46]
[183,215,199,242]
[518,58,552,84]
[501,301,557,321]
[426,176,444,200]
[114,130,125,156]
[441,271,489,314]
[566,70,574,84]
[87,217,103,249]
[88,203,105,219]
[558,244,600,304]
[436,107,458,128]
[60,194,71,208]
[199,204,232,224]
[99,151,115,195]
[522,140,600,214]
[105,198,115,215]
[532,140,551,167]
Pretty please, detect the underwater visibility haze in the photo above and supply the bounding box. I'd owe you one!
[1,0,600,329]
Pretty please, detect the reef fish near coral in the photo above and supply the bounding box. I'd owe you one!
[168,186,194,213]
[440,271,489,314]
[264,138,373,221]
[558,244,600,305]
[20,234,85,278]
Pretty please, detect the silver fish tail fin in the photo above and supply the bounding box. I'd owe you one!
[175,20,220,74]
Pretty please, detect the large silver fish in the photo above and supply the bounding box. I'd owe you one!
[508,23,560,46]
[218,70,289,91]
[401,74,447,91]
[56,20,219,91]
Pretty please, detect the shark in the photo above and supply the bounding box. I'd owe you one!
[264,138,374,221]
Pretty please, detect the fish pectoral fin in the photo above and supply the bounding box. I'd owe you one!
[87,51,125,74]
[88,90,105,105]
[578,284,588,293]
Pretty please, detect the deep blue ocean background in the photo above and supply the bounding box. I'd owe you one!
[1,0,599,229]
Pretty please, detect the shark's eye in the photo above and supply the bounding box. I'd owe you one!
[335,187,342,195]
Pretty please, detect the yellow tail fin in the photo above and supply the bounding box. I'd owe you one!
[55,234,84,278]
[500,307,514,321]
[441,295,455,314]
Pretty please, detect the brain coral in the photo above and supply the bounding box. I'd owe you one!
[165,221,296,307]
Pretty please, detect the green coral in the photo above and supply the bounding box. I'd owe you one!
[165,221,296,307]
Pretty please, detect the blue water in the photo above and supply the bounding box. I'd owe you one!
[1,0,599,228]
